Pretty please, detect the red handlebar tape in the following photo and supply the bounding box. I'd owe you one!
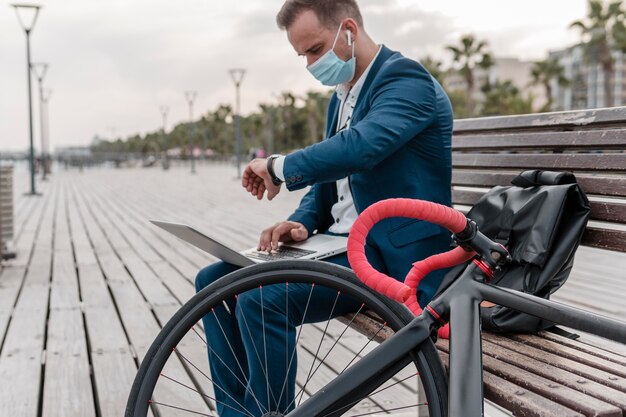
[347,199,476,338]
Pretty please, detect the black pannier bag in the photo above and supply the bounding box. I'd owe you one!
[437,170,591,333]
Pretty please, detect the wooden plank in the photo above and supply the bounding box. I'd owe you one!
[91,350,139,417]
[581,228,626,252]
[438,350,584,417]
[453,153,626,171]
[485,334,626,391]
[509,334,626,378]
[481,338,626,412]
[453,129,626,151]
[453,107,626,133]
[71,179,212,417]
[452,189,626,224]
[439,341,621,417]
[0,182,55,417]
[42,308,96,417]
[452,171,626,198]
[538,331,626,366]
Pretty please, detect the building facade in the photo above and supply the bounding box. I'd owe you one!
[550,44,626,110]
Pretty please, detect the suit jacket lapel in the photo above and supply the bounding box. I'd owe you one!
[352,45,394,121]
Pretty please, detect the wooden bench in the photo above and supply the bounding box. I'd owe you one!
[347,107,626,416]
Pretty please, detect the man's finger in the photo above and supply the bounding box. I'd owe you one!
[290,226,308,242]
[258,225,275,252]
[270,223,293,250]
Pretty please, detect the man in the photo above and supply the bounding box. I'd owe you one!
[195,1,453,415]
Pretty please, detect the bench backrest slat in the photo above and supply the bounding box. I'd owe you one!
[452,107,626,253]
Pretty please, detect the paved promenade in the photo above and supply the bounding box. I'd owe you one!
[0,163,624,417]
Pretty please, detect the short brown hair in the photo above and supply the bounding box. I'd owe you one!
[276,0,364,30]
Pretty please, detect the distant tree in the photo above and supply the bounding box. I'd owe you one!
[481,80,534,116]
[446,34,494,116]
[447,89,471,119]
[570,0,626,107]
[529,58,570,112]
[420,56,445,83]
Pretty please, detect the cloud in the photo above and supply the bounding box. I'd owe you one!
[0,0,587,151]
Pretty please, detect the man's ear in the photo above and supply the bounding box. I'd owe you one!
[343,18,358,44]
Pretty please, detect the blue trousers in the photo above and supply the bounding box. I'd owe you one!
[195,253,384,417]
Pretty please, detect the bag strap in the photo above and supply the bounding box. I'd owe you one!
[511,170,576,187]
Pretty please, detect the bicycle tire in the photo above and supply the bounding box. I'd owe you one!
[125,260,448,417]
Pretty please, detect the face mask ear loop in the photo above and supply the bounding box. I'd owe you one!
[350,35,355,58]
[331,22,343,50]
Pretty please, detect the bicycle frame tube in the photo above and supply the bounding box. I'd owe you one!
[429,262,626,417]
[285,312,439,417]
[288,260,626,417]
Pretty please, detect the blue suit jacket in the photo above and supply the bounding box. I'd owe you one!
[284,46,453,305]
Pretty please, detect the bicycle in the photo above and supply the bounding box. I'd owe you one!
[125,199,626,417]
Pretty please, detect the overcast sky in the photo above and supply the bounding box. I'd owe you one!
[1,0,589,151]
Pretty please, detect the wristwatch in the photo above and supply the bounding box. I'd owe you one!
[266,154,283,186]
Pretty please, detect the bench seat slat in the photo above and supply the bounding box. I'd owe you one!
[509,334,626,379]
[453,129,626,151]
[538,332,626,366]
[438,350,587,417]
[581,229,626,252]
[452,172,626,198]
[481,338,626,412]
[439,343,621,417]
[453,153,626,171]
[451,190,626,224]
[484,333,626,391]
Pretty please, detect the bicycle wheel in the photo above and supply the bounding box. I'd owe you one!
[125,260,448,417]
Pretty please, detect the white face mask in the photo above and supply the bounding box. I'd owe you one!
[307,23,356,86]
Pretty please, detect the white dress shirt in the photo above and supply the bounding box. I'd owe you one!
[274,46,382,234]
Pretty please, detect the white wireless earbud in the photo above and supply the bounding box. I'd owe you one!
[347,30,352,46]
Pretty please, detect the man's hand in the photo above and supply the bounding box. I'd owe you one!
[242,158,281,201]
[258,221,309,252]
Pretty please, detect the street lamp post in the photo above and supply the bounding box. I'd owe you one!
[41,88,52,177]
[184,91,197,174]
[159,106,170,170]
[32,62,48,180]
[11,3,42,195]
[229,69,246,179]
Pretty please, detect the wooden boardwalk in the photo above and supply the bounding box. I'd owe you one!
[1,162,625,417]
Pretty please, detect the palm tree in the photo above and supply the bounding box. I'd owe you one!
[446,34,494,116]
[529,58,570,112]
[481,80,534,116]
[570,0,626,107]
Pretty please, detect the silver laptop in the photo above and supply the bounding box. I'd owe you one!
[150,220,348,267]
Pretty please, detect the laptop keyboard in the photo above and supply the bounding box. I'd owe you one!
[246,246,317,261]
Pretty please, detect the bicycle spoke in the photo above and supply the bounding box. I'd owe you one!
[291,303,366,404]
[235,293,278,407]
[174,346,256,417]
[149,399,218,416]
[276,283,316,412]
[259,285,278,409]
[284,303,367,413]
[320,395,426,417]
[340,321,387,373]
[198,316,268,414]
[346,403,427,417]
[369,372,419,397]
[295,290,341,406]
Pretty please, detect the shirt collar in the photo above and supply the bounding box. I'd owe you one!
[335,45,382,102]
